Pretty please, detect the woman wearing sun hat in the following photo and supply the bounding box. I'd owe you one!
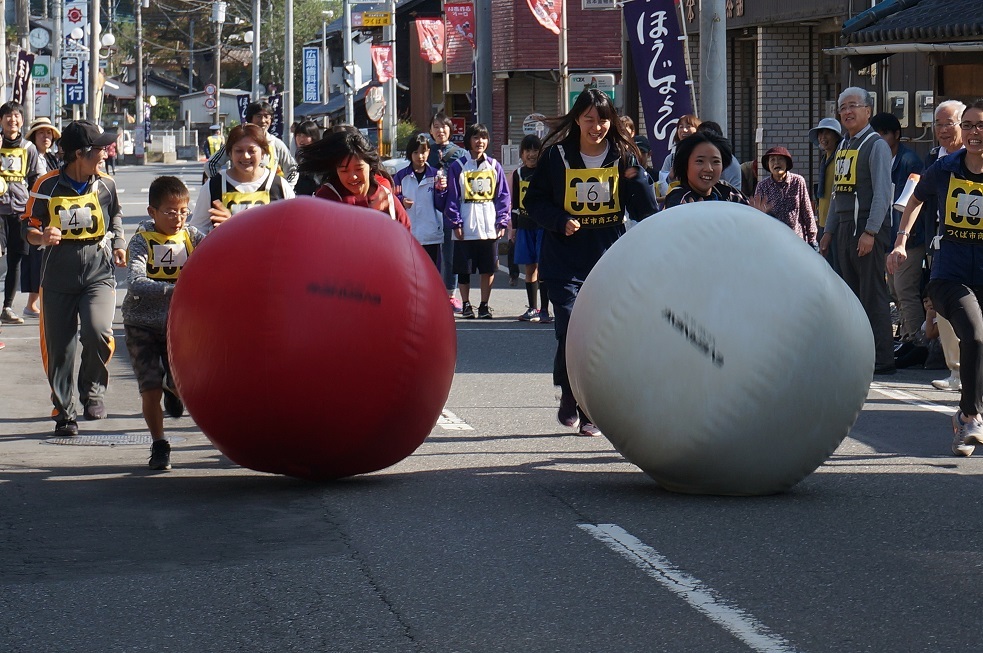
[20,117,62,317]
[809,117,843,267]
[753,146,818,247]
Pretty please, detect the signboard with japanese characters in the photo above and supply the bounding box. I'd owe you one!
[302,47,321,103]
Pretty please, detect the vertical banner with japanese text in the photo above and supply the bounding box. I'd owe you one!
[445,3,476,49]
[526,0,561,35]
[237,94,251,123]
[623,0,693,170]
[267,93,284,139]
[415,19,444,64]
[12,51,36,105]
[302,47,321,103]
[370,45,394,83]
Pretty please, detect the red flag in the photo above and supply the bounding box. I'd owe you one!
[370,44,394,83]
[445,3,476,49]
[416,19,444,64]
[526,0,561,35]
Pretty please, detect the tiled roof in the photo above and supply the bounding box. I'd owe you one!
[847,0,983,43]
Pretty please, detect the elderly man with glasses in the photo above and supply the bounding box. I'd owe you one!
[819,87,896,374]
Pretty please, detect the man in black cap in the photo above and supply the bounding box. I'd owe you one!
[22,120,126,435]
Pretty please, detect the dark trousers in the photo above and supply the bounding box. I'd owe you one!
[928,279,983,416]
[41,281,117,422]
[422,243,440,271]
[440,229,456,293]
[544,279,589,422]
[835,225,895,368]
[1,213,25,309]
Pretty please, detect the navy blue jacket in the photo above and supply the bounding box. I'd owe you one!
[915,149,983,285]
[524,139,658,283]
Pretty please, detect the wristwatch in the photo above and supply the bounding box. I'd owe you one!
[864,229,878,237]
[897,230,908,236]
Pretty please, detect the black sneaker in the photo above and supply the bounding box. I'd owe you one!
[461,301,475,319]
[478,304,493,319]
[83,400,107,420]
[162,374,184,418]
[149,440,172,471]
[54,419,79,436]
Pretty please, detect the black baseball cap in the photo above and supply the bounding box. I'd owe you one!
[59,120,118,152]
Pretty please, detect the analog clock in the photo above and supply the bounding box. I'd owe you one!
[30,28,51,50]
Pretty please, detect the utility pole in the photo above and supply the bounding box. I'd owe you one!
[88,0,100,121]
[558,0,568,114]
[135,0,144,160]
[53,0,63,127]
[699,0,727,135]
[382,0,396,155]
[342,0,354,124]
[284,0,294,134]
[16,0,33,121]
[474,0,492,130]
[252,0,261,100]
[213,1,225,125]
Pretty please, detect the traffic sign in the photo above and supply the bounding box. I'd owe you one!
[361,11,391,27]
[204,97,217,110]
[205,83,217,96]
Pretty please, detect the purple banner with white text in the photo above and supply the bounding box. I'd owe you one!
[623,0,693,171]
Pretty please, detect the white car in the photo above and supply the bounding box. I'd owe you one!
[121,130,134,156]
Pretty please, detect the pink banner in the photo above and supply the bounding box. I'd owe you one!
[370,45,394,83]
[445,3,476,49]
[416,19,444,64]
[526,0,561,35]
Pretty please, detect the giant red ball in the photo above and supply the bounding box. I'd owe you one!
[167,197,457,479]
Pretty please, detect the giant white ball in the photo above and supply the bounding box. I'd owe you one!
[567,202,873,495]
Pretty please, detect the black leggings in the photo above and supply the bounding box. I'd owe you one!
[1,214,24,309]
[929,279,983,416]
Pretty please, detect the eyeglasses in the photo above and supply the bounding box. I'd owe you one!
[155,209,191,219]
[838,102,867,113]
[960,122,983,132]
[935,121,957,129]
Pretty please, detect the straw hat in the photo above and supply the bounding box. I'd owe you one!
[26,117,61,141]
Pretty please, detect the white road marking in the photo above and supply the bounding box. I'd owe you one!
[869,382,955,416]
[436,409,474,431]
[579,524,801,653]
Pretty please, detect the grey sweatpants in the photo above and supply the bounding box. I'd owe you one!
[41,280,117,422]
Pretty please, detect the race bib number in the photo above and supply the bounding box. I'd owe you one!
[141,230,194,280]
[575,181,611,204]
[61,206,94,231]
[564,167,620,223]
[49,191,106,240]
[833,149,859,193]
[463,169,496,202]
[0,147,27,181]
[942,177,983,243]
[152,243,189,269]
[222,190,271,215]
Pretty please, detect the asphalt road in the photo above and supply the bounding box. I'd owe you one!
[1,162,982,652]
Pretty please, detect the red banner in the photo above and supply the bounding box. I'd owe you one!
[526,0,561,35]
[416,19,444,64]
[445,3,476,49]
[370,44,394,83]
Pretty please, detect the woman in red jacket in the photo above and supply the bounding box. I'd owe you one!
[297,128,409,228]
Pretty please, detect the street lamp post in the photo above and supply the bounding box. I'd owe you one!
[88,0,100,120]
[284,0,294,135]
[342,0,354,124]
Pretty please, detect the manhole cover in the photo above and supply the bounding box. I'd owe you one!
[45,434,188,447]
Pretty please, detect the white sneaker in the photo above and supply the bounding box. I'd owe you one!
[0,307,24,325]
[932,374,961,392]
[951,411,983,456]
